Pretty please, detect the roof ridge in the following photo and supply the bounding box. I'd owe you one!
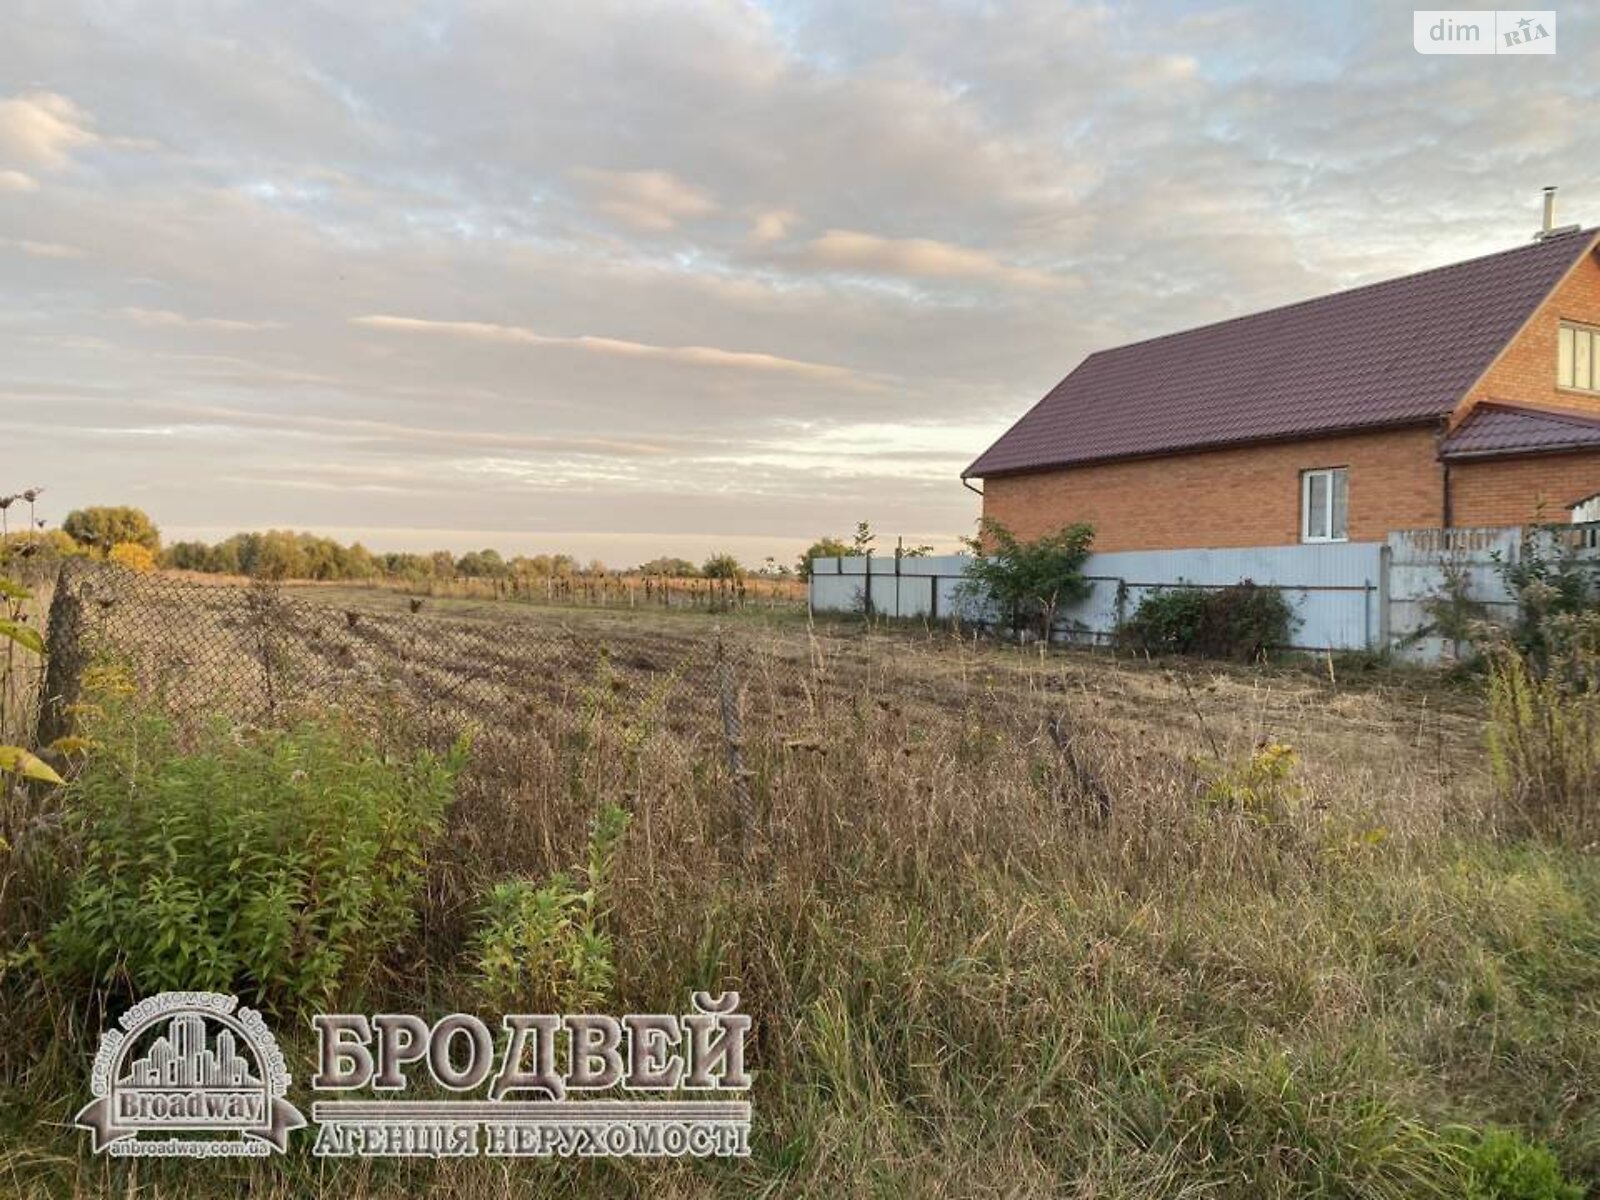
[1084,227,1599,360]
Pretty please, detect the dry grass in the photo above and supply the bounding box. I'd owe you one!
[2,572,1594,1198]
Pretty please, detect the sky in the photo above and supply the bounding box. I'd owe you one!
[5,0,1599,568]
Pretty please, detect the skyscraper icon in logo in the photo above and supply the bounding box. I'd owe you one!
[121,1013,261,1089]
[76,992,304,1156]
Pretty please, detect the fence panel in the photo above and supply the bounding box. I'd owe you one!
[810,544,1386,651]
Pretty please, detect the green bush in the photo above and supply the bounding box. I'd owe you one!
[472,802,630,1012]
[1494,522,1595,669]
[1458,1127,1583,1200]
[1120,580,1297,660]
[48,682,464,1014]
[960,518,1094,639]
[1486,611,1600,843]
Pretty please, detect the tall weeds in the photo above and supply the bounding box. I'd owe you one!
[1486,612,1600,843]
[2,615,1594,1197]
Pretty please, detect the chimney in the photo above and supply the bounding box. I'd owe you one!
[1535,186,1580,240]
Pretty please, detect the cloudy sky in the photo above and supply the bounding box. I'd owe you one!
[5,1,1598,566]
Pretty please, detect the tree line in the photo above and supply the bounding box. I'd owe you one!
[9,504,914,584]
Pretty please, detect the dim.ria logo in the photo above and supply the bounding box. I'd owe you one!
[76,991,305,1157]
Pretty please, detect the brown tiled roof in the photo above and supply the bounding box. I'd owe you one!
[1440,401,1600,459]
[965,228,1599,478]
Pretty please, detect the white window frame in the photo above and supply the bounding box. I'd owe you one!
[1300,467,1349,544]
[1558,322,1600,394]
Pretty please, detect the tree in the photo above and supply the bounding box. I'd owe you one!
[456,548,509,578]
[797,536,851,580]
[961,518,1094,640]
[638,556,699,577]
[163,541,213,571]
[851,521,875,555]
[63,506,160,553]
[250,530,310,581]
[208,538,241,575]
[109,542,157,573]
[702,553,743,580]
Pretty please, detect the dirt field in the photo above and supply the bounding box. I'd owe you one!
[46,564,1491,827]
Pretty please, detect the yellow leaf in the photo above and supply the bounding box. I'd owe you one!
[0,746,63,785]
[0,619,44,656]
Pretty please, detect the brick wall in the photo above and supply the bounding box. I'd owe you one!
[1455,244,1600,422]
[1444,242,1600,524]
[1449,453,1600,526]
[981,425,1443,552]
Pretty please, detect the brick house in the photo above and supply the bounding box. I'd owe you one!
[965,224,1600,552]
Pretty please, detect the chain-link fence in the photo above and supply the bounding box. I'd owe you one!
[18,559,1130,876]
[35,559,811,768]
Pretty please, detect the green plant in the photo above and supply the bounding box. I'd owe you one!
[1198,741,1304,824]
[1418,557,1489,650]
[1120,580,1298,660]
[61,505,160,554]
[961,518,1094,640]
[1494,521,1596,668]
[797,536,851,579]
[1458,1127,1583,1200]
[0,575,61,787]
[1120,585,1210,655]
[472,802,631,1012]
[1485,612,1600,843]
[702,553,744,581]
[47,678,464,1013]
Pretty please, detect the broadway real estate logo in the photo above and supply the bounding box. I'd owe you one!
[77,990,752,1159]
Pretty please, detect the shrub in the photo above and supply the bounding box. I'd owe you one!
[1485,612,1600,843]
[1458,1127,1584,1200]
[1199,742,1303,824]
[1120,584,1210,655]
[472,802,630,1012]
[1494,522,1595,669]
[48,680,464,1013]
[961,518,1094,639]
[1120,580,1297,660]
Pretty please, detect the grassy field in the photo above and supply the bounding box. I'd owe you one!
[1,569,1594,1198]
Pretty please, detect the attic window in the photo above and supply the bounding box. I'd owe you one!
[1558,323,1600,392]
[1301,467,1348,544]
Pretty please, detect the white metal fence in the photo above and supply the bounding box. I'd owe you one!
[809,523,1600,660]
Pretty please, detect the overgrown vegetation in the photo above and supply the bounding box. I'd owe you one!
[0,575,63,791]
[1120,579,1299,660]
[43,669,464,1013]
[961,517,1094,639]
[0,568,1595,1198]
[1485,611,1600,845]
[1494,522,1597,668]
[472,803,630,1013]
